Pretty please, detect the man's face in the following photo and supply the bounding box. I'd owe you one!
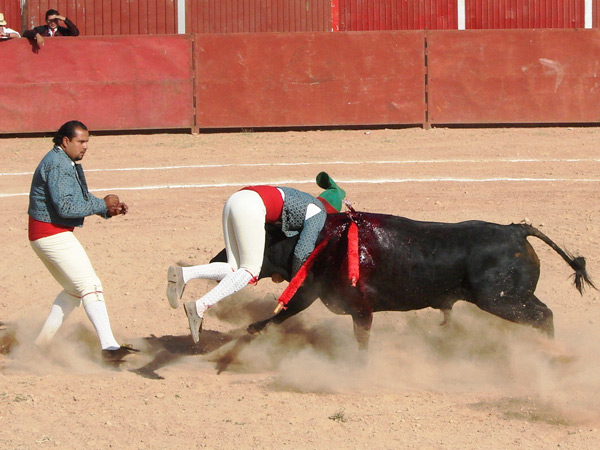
[46,16,59,29]
[62,128,89,161]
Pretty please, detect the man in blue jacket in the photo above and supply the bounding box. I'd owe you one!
[28,120,136,362]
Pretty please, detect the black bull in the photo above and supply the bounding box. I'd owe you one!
[211,212,595,350]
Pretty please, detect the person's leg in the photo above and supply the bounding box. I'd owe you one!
[185,191,266,342]
[34,291,80,346]
[167,262,233,308]
[31,232,120,350]
[181,263,233,283]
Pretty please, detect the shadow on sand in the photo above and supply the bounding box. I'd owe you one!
[128,328,259,380]
[0,321,259,379]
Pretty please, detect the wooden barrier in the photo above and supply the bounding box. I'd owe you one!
[2,30,600,134]
[194,31,426,128]
[0,35,194,133]
[427,29,600,124]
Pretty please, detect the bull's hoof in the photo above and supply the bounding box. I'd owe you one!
[247,322,264,335]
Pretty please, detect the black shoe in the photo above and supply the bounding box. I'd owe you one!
[101,345,140,363]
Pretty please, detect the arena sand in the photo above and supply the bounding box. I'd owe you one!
[1,127,599,448]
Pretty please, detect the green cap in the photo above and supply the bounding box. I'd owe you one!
[316,172,346,213]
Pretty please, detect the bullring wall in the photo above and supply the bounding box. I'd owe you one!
[1,29,599,134]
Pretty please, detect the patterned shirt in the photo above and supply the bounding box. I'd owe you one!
[28,146,108,227]
[277,187,327,276]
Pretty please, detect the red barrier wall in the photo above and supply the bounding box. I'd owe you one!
[187,0,332,33]
[0,0,20,33]
[465,0,585,29]
[2,30,600,134]
[25,0,178,35]
[0,35,194,133]
[194,31,426,128]
[426,29,600,124]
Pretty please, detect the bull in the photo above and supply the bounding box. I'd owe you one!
[212,211,595,351]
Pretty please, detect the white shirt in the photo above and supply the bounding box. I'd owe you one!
[1,26,21,38]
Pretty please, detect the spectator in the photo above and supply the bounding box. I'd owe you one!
[23,9,79,48]
[0,12,21,39]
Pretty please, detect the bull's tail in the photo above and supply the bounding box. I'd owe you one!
[523,224,597,294]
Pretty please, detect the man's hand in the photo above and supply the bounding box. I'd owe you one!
[47,14,66,22]
[104,195,128,216]
[35,33,44,46]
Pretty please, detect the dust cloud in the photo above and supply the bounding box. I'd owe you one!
[206,294,600,424]
[3,291,600,425]
[0,308,146,374]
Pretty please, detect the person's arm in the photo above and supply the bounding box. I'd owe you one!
[291,207,327,276]
[0,28,20,39]
[23,26,45,46]
[61,17,79,36]
[22,26,43,39]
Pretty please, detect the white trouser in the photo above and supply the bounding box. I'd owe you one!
[188,190,266,317]
[30,231,120,350]
[222,189,266,277]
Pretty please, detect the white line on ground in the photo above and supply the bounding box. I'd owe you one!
[1,158,599,177]
[2,177,599,198]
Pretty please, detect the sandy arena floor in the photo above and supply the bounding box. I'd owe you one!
[1,127,599,448]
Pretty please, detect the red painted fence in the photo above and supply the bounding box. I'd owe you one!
[338,0,458,30]
[427,29,600,124]
[194,31,425,127]
[187,0,332,33]
[465,0,585,29]
[1,30,599,133]
[0,35,193,133]
[15,0,600,36]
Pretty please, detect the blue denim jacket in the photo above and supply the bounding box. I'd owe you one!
[28,146,108,227]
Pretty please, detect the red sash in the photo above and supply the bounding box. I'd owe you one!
[242,186,284,223]
[28,216,74,241]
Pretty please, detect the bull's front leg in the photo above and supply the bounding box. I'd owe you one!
[247,284,320,335]
[351,309,373,352]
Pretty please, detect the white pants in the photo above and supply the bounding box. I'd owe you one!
[222,190,266,277]
[31,231,102,300]
[30,231,119,350]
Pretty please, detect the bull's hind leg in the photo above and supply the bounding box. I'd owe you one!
[476,294,554,337]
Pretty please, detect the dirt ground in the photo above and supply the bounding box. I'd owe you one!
[1,127,599,449]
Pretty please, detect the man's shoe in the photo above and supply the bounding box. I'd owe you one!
[167,265,186,309]
[102,345,140,363]
[184,301,203,344]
